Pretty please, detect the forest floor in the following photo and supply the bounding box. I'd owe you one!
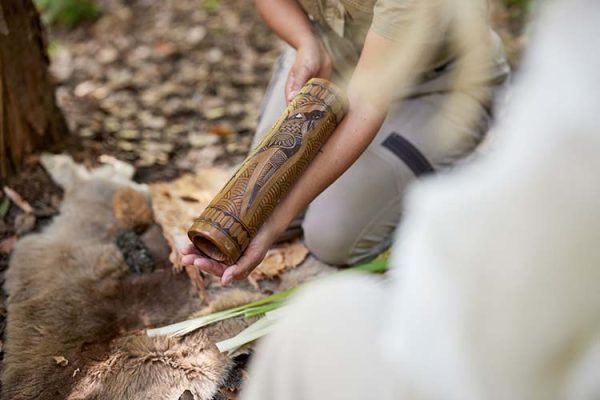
[0,0,529,381]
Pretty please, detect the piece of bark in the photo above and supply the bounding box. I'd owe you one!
[0,0,68,176]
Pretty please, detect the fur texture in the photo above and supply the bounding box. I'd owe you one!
[2,162,234,399]
[2,156,331,399]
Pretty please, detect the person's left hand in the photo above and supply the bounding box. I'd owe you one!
[285,38,332,102]
[180,224,278,286]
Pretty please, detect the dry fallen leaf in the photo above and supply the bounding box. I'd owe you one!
[282,240,310,268]
[188,132,220,148]
[53,356,69,367]
[175,147,222,170]
[149,168,232,277]
[250,240,309,282]
[0,236,17,254]
[204,107,226,120]
[208,123,235,137]
[250,252,285,281]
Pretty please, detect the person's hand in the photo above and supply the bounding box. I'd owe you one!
[180,223,280,286]
[285,38,332,102]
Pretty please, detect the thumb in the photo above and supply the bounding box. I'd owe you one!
[286,64,312,102]
[221,251,262,286]
[221,265,240,286]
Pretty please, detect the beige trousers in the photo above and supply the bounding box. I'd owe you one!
[253,48,493,265]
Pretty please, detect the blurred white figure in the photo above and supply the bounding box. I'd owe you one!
[241,0,600,399]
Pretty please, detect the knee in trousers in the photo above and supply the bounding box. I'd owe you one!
[303,219,356,266]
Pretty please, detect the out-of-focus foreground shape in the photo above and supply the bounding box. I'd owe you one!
[241,0,600,399]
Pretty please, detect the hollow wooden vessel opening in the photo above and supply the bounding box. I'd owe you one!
[189,220,242,265]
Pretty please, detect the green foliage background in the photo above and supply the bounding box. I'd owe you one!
[35,0,99,27]
[504,0,529,8]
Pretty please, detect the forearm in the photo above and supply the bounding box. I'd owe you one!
[255,0,316,49]
[266,96,388,236]
[263,30,399,238]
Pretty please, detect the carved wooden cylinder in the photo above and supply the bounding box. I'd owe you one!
[188,78,348,265]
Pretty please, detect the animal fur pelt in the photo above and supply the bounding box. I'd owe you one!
[1,155,334,400]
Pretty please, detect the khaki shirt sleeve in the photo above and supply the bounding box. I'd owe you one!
[371,0,448,42]
[371,0,413,41]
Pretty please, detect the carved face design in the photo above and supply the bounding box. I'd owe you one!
[287,109,326,133]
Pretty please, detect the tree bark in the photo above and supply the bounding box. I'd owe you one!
[0,0,67,177]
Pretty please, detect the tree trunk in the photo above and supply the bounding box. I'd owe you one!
[0,0,67,177]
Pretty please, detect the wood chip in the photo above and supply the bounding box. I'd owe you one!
[53,356,69,367]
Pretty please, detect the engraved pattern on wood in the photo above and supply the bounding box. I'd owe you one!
[188,79,348,264]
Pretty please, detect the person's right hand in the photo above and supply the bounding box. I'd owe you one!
[179,216,283,286]
[285,38,332,102]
